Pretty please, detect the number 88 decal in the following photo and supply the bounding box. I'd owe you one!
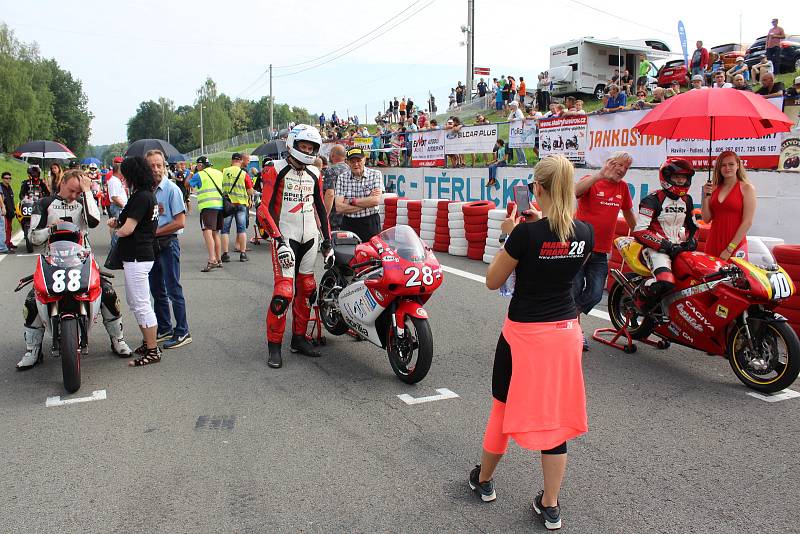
[404,266,434,287]
[52,269,82,293]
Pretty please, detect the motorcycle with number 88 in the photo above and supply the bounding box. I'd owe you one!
[318,225,444,383]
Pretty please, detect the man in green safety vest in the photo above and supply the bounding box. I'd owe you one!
[188,156,225,272]
[221,152,255,263]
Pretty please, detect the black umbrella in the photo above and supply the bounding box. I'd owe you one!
[13,140,76,160]
[167,153,189,164]
[251,140,287,159]
[124,139,181,159]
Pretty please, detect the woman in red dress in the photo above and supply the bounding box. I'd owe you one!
[701,151,757,260]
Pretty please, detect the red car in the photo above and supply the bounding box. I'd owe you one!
[657,59,690,88]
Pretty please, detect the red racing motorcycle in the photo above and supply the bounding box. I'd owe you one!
[608,236,800,393]
[318,225,444,383]
[15,222,102,393]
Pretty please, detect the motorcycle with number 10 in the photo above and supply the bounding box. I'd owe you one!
[318,225,444,383]
[608,236,800,393]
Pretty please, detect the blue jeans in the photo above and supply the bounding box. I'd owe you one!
[489,160,506,181]
[0,215,7,252]
[108,204,122,250]
[149,237,189,337]
[513,148,527,165]
[222,204,247,235]
[572,252,609,314]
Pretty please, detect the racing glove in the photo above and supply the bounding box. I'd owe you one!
[659,239,681,259]
[320,239,335,268]
[680,237,698,253]
[275,237,295,270]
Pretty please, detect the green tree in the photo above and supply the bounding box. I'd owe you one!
[100,142,127,164]
[230,98,254,135]
[127,100,164,142]
[43,59,92,156]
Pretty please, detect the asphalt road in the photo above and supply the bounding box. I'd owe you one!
[1,207,799,534]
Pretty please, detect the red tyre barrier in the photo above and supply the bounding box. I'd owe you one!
[432,243,449,253]
[464,222,488,233]
[778,294,800,311]
[774,245,800,265]
[462,201,495,217]
[467,248,485,260]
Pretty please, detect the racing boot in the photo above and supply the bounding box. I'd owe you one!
[267,342,283,369]
[290,334,321,358]
[103,316,132,357]
[16,326,44,370]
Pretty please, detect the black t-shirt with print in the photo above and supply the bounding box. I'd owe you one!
[117,189,158,262]
[504,218,594,323]
[756,81,785,96]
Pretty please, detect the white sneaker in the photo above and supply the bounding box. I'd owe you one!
[111,337,132,356]
[16,351,39,370]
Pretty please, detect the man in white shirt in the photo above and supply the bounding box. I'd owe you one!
[106,156,128,248]
[507,101,527,166]
[710,71,732,88]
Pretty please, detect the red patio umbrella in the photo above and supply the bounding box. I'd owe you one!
[634,88,793,176]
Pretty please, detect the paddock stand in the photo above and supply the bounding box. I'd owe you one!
[250,224,264,246]
[592,309,670,354]
[305,305,326,347]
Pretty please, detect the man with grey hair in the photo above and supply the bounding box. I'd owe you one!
[573,152,638,350]
[322,144,349,230]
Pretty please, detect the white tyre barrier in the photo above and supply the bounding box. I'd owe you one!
[450,237,469,248]
[420,222,436,232]
[450,228,466,238]
[449,245,468,256]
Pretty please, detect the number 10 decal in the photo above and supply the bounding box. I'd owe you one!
[770,272,792,299]
[404,266,434,287]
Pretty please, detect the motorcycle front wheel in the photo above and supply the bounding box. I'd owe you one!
[729,319,800,393]
[608,273,655,340]
[22,222,32,253]
[387,315,433,384]
[318,270,349,336]
[60,317,81,393]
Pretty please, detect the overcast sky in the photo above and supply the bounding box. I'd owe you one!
[1,0,797,146]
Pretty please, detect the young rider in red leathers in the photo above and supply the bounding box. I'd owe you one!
[632,157,698,313]
[257,125,333,369]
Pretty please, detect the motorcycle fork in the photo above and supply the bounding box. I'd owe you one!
[50,303,60,356]
[739,310,757,352]
[389,302,404,338]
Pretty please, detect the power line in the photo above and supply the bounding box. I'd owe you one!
[563,0,673,38]
[234,0,426,98]
[272,1,436,80]
[272,0,426,69]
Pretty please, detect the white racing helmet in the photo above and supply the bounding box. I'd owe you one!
[287,124,322,166]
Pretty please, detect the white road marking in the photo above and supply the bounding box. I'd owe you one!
[439,263,611,322]
[397,388,459,405]
[746,389,800,403]
[12,254,38,258]
[46,389,107,407]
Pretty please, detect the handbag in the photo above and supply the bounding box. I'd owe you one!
[104,239,123,270]
[209,169,242,218]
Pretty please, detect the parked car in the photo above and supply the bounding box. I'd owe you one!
[710,43,746,70]
[744,35,800,73]
[657,59,690,88]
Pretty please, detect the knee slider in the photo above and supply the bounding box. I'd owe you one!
[271,278,294,316]
[23,289,39,327]
[270,296,290,316]
[100,278,122,317]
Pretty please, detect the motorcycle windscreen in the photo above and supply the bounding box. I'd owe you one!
[378,225,426,263]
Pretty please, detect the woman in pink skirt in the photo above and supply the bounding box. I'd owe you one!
[469,155,594,531]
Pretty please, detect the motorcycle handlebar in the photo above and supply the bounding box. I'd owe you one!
[350,259,382,271]
[15,274,34,293]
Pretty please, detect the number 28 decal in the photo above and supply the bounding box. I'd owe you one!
[404,266,434,287]
[769,272,792,299]
[51,269,82,293]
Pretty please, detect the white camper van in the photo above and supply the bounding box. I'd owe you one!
[549,37,672,100]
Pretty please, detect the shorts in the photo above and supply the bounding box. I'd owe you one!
[222,204,247,234]
[495,101,503,110]
[200,208,224,231]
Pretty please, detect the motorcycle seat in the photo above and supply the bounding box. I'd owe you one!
[334,244,357,266]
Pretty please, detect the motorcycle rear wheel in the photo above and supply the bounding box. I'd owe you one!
[60,317,81,393]
[608,273,655,340]
[318,270,349,336]
[387,316,433,384]
[729,319,800,393]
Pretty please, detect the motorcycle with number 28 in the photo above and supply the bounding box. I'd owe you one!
[318,225,444,384]
[608,236,800,393]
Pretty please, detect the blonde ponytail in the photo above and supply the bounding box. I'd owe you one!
[533,155,575,242]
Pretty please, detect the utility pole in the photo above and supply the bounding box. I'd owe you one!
[466,0,474,101]
[365,104,368,126]
[269,64,273,139]
[199,103,205,155]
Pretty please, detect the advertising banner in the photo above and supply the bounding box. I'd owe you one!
[538,116,588,163]
[410,129,446,167]
[778,96,800,172]
[354,137,372,150]
[585,109,667,167]
[444,124,498,154]
[508,120,538,148]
